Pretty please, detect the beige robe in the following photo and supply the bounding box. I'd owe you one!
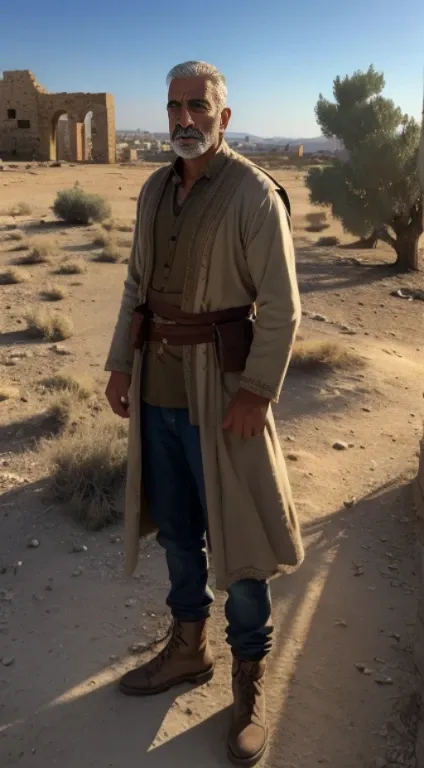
[105,142,304,590]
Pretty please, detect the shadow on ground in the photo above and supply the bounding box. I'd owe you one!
[0,476,417,768]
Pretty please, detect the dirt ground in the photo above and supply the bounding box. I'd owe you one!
[0,161,423,768]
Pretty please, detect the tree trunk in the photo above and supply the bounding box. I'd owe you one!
[394,228,421,271]
[359,231,379,249]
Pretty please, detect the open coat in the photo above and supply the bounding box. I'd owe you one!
[105,142,304,590]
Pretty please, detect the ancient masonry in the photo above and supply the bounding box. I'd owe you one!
[0,70,115,163]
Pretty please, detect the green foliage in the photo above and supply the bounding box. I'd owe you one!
[53,184,111,225]
[307,66,423,269]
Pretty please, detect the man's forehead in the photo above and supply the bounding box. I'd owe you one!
[168,76,215,101]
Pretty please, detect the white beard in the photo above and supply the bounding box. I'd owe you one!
[171,133,214,159]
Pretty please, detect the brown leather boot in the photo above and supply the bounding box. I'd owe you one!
[119,618,214,696]
[228,658,268,766]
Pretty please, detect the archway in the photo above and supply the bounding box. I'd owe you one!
[50,110,83,162]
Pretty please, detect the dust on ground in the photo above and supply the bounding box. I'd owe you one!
[0,161,423,767]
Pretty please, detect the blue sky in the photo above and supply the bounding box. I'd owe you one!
[2,0,423,137]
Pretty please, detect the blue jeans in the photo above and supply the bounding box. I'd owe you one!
[141,403,273,660]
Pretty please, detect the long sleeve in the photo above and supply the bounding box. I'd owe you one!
[104,195,142,374]
[240,188,301,402]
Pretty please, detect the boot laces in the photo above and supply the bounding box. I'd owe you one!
[237,662,263,724]
[146,619,188,680]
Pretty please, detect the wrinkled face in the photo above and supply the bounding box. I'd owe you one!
[167,76,230,159]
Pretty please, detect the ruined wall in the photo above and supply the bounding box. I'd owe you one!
[0,70,115,163]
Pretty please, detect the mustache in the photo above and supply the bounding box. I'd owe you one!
[172,125,205,141]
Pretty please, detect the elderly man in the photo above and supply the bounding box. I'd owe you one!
[105,60,303,766]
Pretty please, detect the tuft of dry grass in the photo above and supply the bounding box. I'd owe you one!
[93,244,122,263]
[55,258,87,275]
[316,235,340,247]
[41,371,94,399]
[40,284,66,301]
[3,202,32,217]
[118,237,133,249]
[0,385,19,402]
[25,308,74,341]
[16,236,56,265]
[0,266,30,284]
[102,220,133,233]
[306,211,329,233]
[91,226,111,248]
[42,393,80,435]
[7,230,25,241]
[290,340,363,372]
[43,420,127,530]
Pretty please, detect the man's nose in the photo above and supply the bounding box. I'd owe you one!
[177,103,194,128]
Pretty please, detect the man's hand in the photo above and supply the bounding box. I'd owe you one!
[105,371,132,418]
[223,388,270,439]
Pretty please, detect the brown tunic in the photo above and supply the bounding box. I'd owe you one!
[142,150,229,408]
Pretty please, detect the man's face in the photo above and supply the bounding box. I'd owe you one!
[167,76,230,159]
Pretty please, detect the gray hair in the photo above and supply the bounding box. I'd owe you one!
[166,61,227,108]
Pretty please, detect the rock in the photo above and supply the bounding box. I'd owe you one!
[353,563,364,577]
[374,675,393,685]
[28,538,40,549]
[109,535,121,544]
[286,453,299,462]
[71,542,88,554]
[362,406,372,413]
[335,619,348,628]
[311,313,328,322]
[185,707,193,716]
[129,642,148,654]
[2,657,15,667]
[343,499,356,508]
[50,344,72,356]
[333,441,348,451]
[71,568,84,577]
[355,663,372,675]
[125,599,136,608]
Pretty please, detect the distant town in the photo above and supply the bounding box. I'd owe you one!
[115,129,343,163]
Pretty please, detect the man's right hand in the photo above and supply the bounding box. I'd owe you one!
[105,371,132,418]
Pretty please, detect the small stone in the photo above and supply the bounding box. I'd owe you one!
[374,657,386,664]
[362,406,372,413]
[109,535,121,544]
[2,656,15,667]
[375,675,393,685]
[129,642,147,654]
[185,707,193,716]
[353,563,364,577]
[343,499,356,508]
[71,542,88,554]
[109,654,118,662]
[333,441,348,451]
[28,538,40,549]
[311,313,328,322]
[72,568,84,577]
[335,619,347,628]
[51,344,72,356]
[286,453,299,462]
[390,632,401,641]
[125,599,136,608]
[355,663,372,675]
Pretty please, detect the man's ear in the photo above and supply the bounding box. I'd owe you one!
[220,107,232,133]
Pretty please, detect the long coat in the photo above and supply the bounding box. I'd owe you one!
[105,142,304,590]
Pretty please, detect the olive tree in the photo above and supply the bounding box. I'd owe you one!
[306,66,423,271]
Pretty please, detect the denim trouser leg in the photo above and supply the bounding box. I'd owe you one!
[141,404,273,658]
[141,403,214,621]
[225,579,273,661]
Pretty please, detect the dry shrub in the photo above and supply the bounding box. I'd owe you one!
[55,258,87,275]
[44,420,127,529]
[103,220,132,233]
[306,211,329,233]
[290,340,363,372]
[17,237,56,265]
[44,393,79,433]
[0,266,30,284]
[93,244,122,263]
[53,184,111,225]
[40,284,66,301]
[0,385,19,402]
[25,308,73,341]
[316,235,340,247]
[41,371,93,399]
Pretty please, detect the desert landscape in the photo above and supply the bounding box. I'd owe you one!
[0,159,423,768]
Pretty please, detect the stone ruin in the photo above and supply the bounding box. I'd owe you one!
[0,70,115,163]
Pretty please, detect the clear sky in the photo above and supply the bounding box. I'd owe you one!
[2,0,423,138]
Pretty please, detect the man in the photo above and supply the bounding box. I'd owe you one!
[105,60,303,766]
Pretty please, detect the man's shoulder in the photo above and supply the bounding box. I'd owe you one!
[139,164,172,194]
[227,150,282,201]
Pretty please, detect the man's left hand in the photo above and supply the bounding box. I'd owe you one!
[223,388,270,439]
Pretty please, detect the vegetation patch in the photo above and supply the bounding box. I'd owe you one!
[0,267,30,284]
[290,339,363,372]
[25,308,74,341]
[53,184,111,226]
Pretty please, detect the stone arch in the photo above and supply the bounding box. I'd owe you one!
[78,104,109,163]
[51,109,80,161]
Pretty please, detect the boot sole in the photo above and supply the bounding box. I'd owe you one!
[119,664,214,696]
[227,730,268,767]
